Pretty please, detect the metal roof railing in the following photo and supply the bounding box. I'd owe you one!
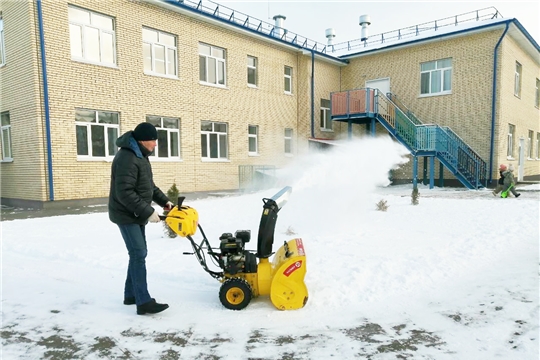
[330,7,503,53]
[164,0,330,53]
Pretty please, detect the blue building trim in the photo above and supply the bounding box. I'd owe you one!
[36,0,54,201]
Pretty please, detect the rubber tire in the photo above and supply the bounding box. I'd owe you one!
[219,278,252,310]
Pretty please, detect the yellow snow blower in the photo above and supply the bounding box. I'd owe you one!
[160,186,308,311]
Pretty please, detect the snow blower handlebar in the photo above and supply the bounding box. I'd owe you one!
[186,225,224,280]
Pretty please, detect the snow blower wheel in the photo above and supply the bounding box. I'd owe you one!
[219,278,252,310]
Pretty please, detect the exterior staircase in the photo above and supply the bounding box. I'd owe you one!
[330,88,487,189]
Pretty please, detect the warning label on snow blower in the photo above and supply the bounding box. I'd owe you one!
[283,261,302,277]
[296,238,305,256]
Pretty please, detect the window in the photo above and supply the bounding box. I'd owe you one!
[507,124,515,158]
[514,62,522,97]
[536,133,540,159]
[247,56,257,87]
[248,125,258,155]
[146,116,180,159]
[528,130,534,159]
[284,128,293,154]
[284,66,293,94]
[199,43,226,86]
[0,16,5,66]
[201,121,228,159]
[68,6,116,65]
[420,58,452,95]
[75,109,119,159]
[1,112,12,160]
[143,27,177,77]
[320,99,332,131]
[534,79,540,109]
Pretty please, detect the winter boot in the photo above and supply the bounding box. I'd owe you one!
[137,299,169,315]
[123,297,136,305]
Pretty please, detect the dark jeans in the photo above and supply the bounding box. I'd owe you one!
[118,224,152,306]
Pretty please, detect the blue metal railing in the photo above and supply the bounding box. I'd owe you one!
[329,88,487,189]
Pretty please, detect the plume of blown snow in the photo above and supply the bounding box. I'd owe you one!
[274,136,410,230]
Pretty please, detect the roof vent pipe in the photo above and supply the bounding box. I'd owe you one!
[273,14,286,38]
[325,28,336,46]
[359,15,371,41]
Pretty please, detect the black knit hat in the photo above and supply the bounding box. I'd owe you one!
[133,122,158,141]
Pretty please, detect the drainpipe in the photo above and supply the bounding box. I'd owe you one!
[36,0,54,201]
[309,50,315,138]
[489,22,509,186]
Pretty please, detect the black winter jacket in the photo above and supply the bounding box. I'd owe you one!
[108,131,169,225]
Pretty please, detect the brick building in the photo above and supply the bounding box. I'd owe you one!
[0,0,538,208]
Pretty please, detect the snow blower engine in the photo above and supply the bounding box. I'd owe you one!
[160,186,308,311]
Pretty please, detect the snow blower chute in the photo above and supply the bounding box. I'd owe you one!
[160,186,308,311]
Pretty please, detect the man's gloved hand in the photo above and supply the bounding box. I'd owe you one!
[148,210,160,223]
[164,201,174,211]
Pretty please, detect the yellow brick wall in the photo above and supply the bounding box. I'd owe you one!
[497,35,540,176]
[3,1,537,204]
[30,0,343,201]
[0,0,48,202]
[340,28,540,182]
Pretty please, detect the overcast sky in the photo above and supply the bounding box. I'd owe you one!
[216,1,539,46]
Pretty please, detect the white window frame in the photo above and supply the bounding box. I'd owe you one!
[507,123,515,159]
[248,125,258,155]
[1,112,12,161]
[142,27,177,78]
[514,62,522,98]
[199,43,226,87]
[68,6,116,66]
[284,66,293,94]
[284,128,293,155]
[247,56,258,87]
[0,16,5,67]
[320,99,332,131]
[536,132,540,160]
[420,58,452,96]
[146,116,181,160]
[201,121,228,161]
[75,109,119,160]
[527,130,534,159]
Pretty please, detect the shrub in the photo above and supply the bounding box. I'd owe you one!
[163,182,180,238]
[411,187,420,205]
[376,199,389,212]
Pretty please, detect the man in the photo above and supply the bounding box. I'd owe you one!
[108,122,174,315]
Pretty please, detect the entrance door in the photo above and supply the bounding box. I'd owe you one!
[366,78,392,120]
[518,137,525,181]
[366,78,390,96]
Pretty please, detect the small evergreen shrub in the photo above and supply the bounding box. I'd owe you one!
[163,182,180,238]
[376,199,389,212]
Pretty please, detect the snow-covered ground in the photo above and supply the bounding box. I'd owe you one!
[2,137,539,359]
